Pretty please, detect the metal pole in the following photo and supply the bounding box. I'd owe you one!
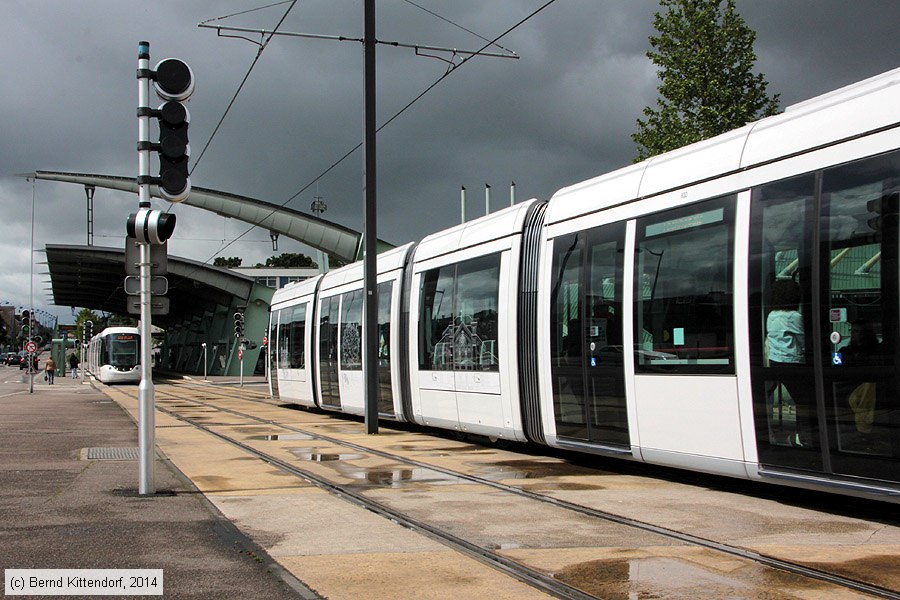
[510,181,516,206]
[85,184,95,246]
[202,343,207,381]
[460,186,466,224]
[137,41,155,496]
[28,179,34,395]
[363,0,378,435]
[239,344,244,388]
[485,183,491,216]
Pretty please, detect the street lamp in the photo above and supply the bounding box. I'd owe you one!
[201,342,208,381]
[311,196,329,274]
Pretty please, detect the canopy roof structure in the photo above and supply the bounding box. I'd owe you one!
[34,171,395,262]
[44,244,256,328]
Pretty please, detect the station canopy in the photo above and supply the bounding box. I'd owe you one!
[44,244,255,328]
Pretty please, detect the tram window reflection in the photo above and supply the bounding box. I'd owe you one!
[633,195,736,374]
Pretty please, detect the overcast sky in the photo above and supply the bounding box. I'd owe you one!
[1,0,899,325]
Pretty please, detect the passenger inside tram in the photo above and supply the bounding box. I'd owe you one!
[765,279,814,447]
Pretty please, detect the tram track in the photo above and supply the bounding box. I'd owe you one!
[115,382,900,600]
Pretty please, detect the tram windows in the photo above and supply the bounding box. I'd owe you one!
[633,195,736,374]
[419,266,455,370]
[277,305,306,370]
[456,256,501,371]
[340,289,363,370]
[417,254,501,372]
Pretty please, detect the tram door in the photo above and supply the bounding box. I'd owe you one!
[318,296,341,408]
[750,151,900,483]
[550,222,629,447]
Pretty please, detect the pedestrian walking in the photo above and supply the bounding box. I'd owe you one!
[68,353,79,379]
[45,357,56,385]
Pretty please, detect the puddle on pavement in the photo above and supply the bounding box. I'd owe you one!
[554,558,726,599]
[472,459,599,480]
[553,556,837,600]
[289,449,365,462]
[519,482,605,492]
[248,433,315,441]
[345,466,465,488]
[801,554,900,590]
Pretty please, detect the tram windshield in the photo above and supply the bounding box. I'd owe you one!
[107,334,139,367]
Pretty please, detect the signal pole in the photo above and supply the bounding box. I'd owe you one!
[133,42,193,495]
[136,41,155,495]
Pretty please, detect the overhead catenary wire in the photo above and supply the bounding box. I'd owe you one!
[188,0,299,179]
[189,0,558,275]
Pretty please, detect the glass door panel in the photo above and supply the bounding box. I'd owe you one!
[550,224,629,447]
[749,175,823,472]
[318,296,340,407]
[586,224,628,446]
[821,152,900,482]
[551,232,587,439]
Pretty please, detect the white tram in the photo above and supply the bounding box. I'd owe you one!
[85,327,141,384]
[269,68,900,502]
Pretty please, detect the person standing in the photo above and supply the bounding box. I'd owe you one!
[68,352,79,379]
[44,357,56,385]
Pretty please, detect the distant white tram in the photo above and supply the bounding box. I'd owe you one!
[85,327,141,384]
[269,68,900,502]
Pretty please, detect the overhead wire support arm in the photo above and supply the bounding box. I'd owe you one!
[196,23,520,60]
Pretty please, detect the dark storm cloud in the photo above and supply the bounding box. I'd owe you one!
[0,0,898,322]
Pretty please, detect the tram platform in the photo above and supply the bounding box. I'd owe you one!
[2,368,899,599]
[0,372,558,599]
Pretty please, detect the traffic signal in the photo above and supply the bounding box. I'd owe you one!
[234,312,244,339]
[867,192,899,234]
[149,58,194,203]
[20,310,30,337]
[84,320,93,342]
[127,208,176,245]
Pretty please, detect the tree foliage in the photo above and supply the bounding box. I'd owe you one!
[213,256,242,268]
[633,0,780,161]
[255,253,318,269]
[74,308,103,344]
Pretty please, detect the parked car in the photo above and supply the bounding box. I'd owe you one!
[19,356,37,370]
[5,353,21,366]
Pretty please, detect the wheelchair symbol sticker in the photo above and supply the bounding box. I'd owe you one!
[832,352,843,366]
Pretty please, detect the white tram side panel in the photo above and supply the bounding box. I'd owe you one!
[409,201,538,442]
[86,327,141,384]
[270,276,321,407]
[313,245,412,420]
[538,67,900,493]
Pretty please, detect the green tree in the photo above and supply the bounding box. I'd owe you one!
[74,308,103,345]
[213,256,242,268]
[255,253,318,269]
[633,0,780,161]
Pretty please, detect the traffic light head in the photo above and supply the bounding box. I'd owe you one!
[234,312,245,338]
[152,58,194,203]
[127,208,176,245]
[157,101,190,202]
[866,192,899,234]
[153,58,194,102]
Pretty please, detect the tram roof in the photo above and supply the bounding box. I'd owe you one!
[547,66,900,226]
[44,244,258,327]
